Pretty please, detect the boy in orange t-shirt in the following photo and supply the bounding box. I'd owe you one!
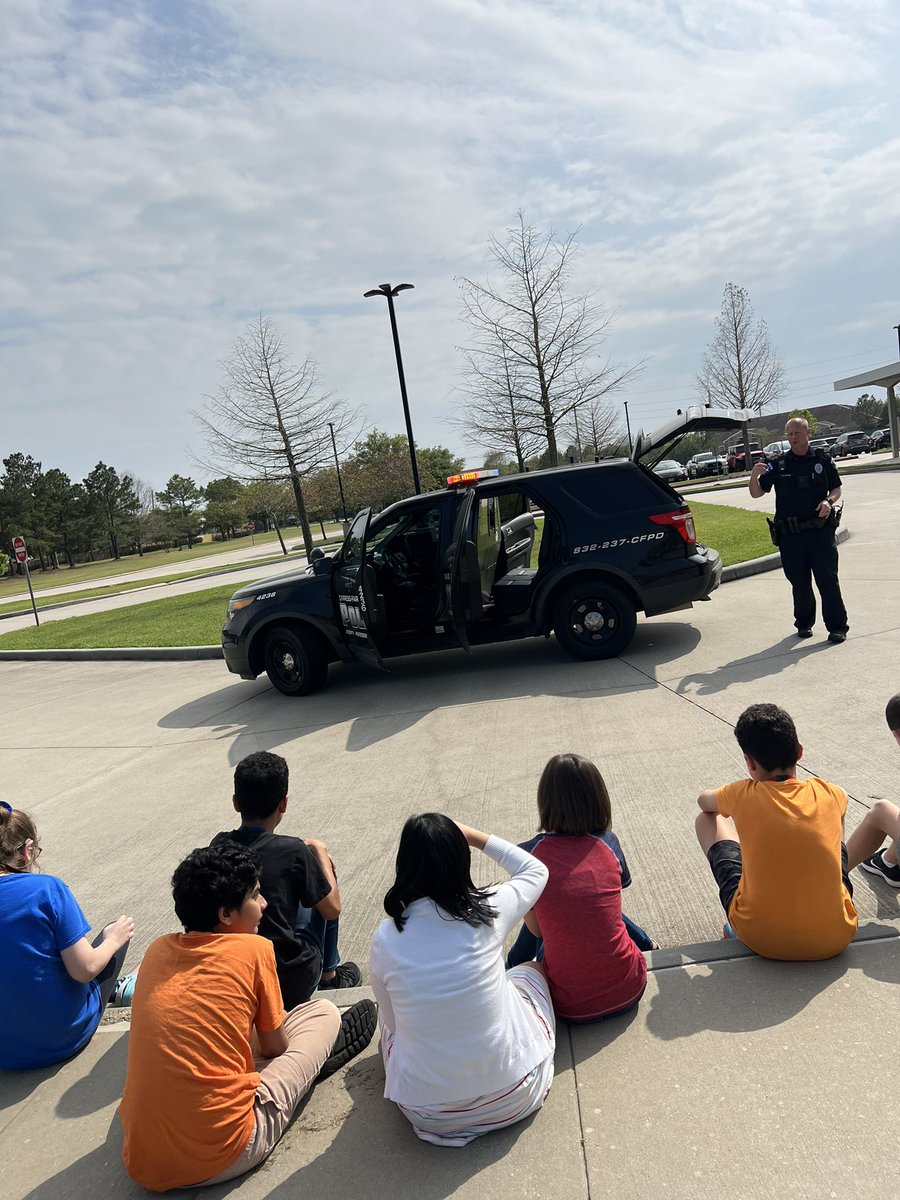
[120,844,374,1192]
[695,703,857,961]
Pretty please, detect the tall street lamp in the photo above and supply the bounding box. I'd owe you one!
[363,282,421,494]
[327,421,349,524]
[623,400,633,455]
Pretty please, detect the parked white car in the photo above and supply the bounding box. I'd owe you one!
[653,459,688,483]
[686,452,727,479]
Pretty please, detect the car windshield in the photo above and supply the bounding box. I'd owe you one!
[657,461,679,469]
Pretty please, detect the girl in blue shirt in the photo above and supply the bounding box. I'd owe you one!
[0,803,135,1070]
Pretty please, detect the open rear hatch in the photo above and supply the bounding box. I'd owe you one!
[632,405,750,469]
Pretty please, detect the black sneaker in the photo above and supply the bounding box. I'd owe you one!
[827,631,847,644]
[317,961,362,990]
[859,851,900,887]
[318,999,377,1080]
[796,628,813,639]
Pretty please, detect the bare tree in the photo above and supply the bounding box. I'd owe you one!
[565,398,625,461]
[194,317,359,554]
[696,283,786,415]
[456,213,640,466]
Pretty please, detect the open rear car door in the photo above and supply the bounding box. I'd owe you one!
[334,507,387,672]
[632,405,750,468]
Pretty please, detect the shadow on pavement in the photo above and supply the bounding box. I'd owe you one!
[55,1034,129,1119]
[20,1116,145,1200]
[643,953,859,1041]
[158,627,704,763]
[674,635,832,697]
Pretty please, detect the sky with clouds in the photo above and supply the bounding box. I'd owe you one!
[2,0,899,489]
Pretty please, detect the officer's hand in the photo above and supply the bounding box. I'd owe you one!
[816,500,832,519]
[750,462,768,480]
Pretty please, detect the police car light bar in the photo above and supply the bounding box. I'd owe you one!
[446,468,500,486]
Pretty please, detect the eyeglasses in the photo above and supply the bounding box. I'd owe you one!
[17,839,42,859]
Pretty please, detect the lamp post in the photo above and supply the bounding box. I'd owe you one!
[326,421,348,524]
[363,282,421,494]
[623,400,633,454]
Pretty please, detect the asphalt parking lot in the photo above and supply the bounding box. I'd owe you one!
[2,470,898,963]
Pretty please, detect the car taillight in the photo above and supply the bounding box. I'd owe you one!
[649,507,696,544]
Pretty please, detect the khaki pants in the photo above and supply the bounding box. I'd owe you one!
[200,999,341,1186]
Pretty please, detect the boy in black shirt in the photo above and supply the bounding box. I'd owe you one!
[211,752,361,1008]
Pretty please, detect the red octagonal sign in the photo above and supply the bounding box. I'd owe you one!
[13,536,27,563]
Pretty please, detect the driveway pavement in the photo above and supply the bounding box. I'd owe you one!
[1,469,898,1199]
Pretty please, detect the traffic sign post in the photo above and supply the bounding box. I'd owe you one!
[12,536,40,627]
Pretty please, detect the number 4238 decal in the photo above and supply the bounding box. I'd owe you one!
[573,531,665,554]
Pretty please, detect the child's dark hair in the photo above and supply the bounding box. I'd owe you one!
[734,703,800,772]
[384,813,498,933]
[537,753,612,835]
[0,804,38,874]
[886,693,900,733]
[172,843,261,933]
[233,751,289,821]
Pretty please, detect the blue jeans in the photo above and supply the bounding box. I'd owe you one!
[294,904,340,986]
[506,913,655,968]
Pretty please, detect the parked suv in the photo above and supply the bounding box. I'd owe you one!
[870,427,891,451]
[686,452,727,479]
[222,408,748,696]
[727,442,765,472]
[831,430,872,457]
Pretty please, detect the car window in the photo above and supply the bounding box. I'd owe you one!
[559,466,663,516]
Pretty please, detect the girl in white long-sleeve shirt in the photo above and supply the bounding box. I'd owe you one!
[369,814,556,1146]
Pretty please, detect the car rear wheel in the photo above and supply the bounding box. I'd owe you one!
[553,582,637,660]
[263,625,329,696]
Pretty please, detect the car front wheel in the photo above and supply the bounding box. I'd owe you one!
[553,582,638,660]
[263,625,329,696]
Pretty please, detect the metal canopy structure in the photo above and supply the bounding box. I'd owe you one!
[833,360,900,459]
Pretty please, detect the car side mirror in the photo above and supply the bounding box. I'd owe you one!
[311,555,333,577]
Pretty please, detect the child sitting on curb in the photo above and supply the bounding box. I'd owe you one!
[211,750,361,1007]
[845,692,900,885]
[120,842,375,1191]
[695,703,857,960]
[507,753,656,1022]
[0,802,134,1070]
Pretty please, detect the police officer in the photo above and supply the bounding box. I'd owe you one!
[749,417,849,642]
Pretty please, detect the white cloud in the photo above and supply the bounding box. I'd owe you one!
[2,0,899,482]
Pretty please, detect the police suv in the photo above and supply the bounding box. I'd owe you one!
[222,407,747,696]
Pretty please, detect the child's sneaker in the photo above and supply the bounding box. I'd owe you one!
[111,970,139,1007]
[317,999,377,1080]
[317,961,362,990]
[859,851,900,887]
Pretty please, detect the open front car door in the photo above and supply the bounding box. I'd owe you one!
[445,488,477,654]
[334,507,387,672]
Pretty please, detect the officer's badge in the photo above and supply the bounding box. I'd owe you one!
[814,463,823,474]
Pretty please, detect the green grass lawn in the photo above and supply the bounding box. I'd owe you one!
[0,503,770,650]
[689,500,772,566]
[0,524,343,601]
[0,545,345,617]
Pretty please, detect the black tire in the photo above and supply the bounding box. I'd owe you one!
[263,625,329,696]
[553,582,637,660]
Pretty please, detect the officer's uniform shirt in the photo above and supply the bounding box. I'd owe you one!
[758,450,841,521]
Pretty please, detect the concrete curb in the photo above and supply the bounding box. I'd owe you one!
[95,921,900,1028]
[0,645,225,663]
[0,526,851,663]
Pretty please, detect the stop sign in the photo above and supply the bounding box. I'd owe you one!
[12,536,27,564]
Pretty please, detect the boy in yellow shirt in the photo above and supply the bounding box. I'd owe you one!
[695,702,857,960]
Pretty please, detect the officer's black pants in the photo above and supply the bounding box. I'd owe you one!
[778,525,848,634]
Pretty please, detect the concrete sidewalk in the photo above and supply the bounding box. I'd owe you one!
[3,926,898,1200]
